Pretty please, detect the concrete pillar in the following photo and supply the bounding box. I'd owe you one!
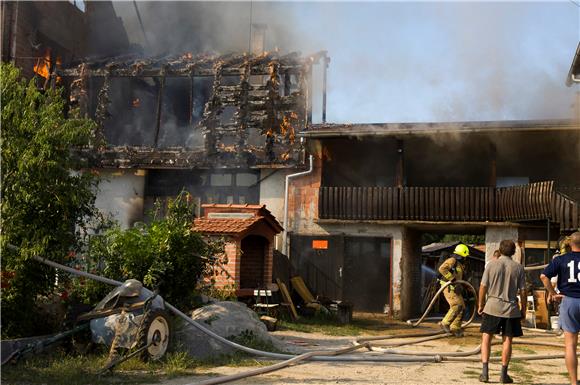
[399,227,422,320]
[485,225,522,263]
[390,233,403,317]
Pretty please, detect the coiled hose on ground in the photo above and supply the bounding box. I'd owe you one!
[26,251,571,385]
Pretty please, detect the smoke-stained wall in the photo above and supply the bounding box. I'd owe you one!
[316,129,580,189]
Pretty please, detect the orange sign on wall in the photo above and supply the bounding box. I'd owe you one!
[312,240,328,250]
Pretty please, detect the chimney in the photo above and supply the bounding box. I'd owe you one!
[251,23,267,55]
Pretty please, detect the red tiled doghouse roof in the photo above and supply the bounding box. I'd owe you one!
[193,217,261,234]
[192,204,283,235]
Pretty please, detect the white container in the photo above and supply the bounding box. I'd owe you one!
[550,316,560,331]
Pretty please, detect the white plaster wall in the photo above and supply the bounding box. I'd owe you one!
[94,169,146,229]
[485,225,522,263]
[259,169,289,250]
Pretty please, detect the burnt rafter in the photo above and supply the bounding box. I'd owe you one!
[61,51,328,168]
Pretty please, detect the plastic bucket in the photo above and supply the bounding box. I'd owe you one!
[550,316,560,331]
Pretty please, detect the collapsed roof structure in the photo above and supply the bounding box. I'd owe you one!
[58,51,329,169]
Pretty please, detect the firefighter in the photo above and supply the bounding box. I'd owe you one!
[438,243,470,337]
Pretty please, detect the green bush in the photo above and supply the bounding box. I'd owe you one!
[0,63,98,338]
[73,192,225,310]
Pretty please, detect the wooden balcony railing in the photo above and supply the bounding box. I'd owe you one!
[318,181,579,231]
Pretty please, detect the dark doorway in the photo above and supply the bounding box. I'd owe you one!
[343,237,391,312]
[240,235,268,288]
[289,235,343,300]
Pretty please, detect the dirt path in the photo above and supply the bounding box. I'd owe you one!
[156,326,570,385]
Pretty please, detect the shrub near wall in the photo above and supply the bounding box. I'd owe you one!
[76,192,225,310]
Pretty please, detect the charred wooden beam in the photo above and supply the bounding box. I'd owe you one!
[153,66,167,148]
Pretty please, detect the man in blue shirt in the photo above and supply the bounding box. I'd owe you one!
[541,231,580,385]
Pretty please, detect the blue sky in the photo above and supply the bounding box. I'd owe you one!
[114,1,580,124]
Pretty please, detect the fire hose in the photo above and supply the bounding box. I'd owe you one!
[18,249,572,385]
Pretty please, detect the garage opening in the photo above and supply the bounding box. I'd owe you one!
[419,232,485,316]
[343,237,391,313]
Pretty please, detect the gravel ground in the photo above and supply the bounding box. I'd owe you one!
[153,324,570,385]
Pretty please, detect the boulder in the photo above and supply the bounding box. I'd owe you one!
[172,301,285,358]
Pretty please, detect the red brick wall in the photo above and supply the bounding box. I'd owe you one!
[2,2,88,78]
[211,240,239,288]
[288,156,323,232]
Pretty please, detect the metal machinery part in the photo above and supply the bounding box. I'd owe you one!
[138,309,171,361]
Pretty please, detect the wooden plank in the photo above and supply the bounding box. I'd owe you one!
[456,187,461,221]
[341,187,347,220]
[344,187,349,220]
[366,187,376,219]
[475,187,480,220]
[467,187,477,220]
[374,187,380,220]
[276,278,298,320]
[426,187,433,221]
[492,187,496,219]
[532,183,539,219]
[404,187,410,220]
[434,187,444,220]
[358,187,364,220]
[419,187,425,221]
[386,188,393,219]
[361,187,367,219]
[333,187,338,220]
[333,187,338,219]
[514,186,520,220]
[350,186,355,220]
[496,188,502,220]
[409,187,413,220]
[393,187,399,219]
[444,188,449,220]
[356,187,361,220]
[564,199,571,230]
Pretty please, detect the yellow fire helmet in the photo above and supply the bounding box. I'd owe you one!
[453,243,470,258]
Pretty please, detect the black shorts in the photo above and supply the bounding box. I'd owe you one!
[480,313,523,337]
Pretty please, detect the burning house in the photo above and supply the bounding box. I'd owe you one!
[4,1,579,320]
[56,50,329,231]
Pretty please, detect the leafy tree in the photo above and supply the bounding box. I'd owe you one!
[0,63,98,337]
[76,192,225,310]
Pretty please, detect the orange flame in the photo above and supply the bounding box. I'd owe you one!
[34,49,51,79]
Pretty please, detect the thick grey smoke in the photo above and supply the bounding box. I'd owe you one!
[111,1,579,124]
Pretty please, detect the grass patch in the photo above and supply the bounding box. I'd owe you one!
[462,369,480,378]
[1,350,160,385]
[1,347,268,384]
[509,361,533,384]
[514,346,536,355]
[278,315,391,336]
